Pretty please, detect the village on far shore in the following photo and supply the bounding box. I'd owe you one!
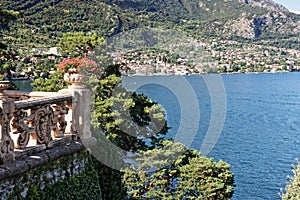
[113,39,300,76]
[10,38,300,79]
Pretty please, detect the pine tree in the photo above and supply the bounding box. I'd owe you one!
[123,141,235,199]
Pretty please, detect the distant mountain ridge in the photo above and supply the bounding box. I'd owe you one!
[0,0,299,47]
[238,0,289,12]
[100,0,300,39]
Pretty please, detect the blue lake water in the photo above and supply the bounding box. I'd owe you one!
[13,79,33,91]
[122,72,300,200]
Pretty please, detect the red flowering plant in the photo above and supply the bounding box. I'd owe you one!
[58,57,101,81]
[59,58,90,71]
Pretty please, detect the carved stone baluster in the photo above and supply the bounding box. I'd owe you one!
[29,105,53,147]
[0,99,15,164]
[52,101,69,138]
[12,109,30,149]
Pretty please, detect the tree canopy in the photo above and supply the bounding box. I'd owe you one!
[58,32,104,57]
[0,9,18,68]
[123,141,234,199]
[0,9,18,33]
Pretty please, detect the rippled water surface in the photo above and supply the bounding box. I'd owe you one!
[123,72,300,200]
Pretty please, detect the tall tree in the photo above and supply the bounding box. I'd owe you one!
[58,32,104,57]
[87,64,170,200]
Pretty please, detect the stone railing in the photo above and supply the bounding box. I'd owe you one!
[0,85,92,164]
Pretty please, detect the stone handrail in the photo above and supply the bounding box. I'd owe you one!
[0,86,92,164]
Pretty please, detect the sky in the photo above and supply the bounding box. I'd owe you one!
[272,0,300,14]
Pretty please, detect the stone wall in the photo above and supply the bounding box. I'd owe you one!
[0,141,102,199]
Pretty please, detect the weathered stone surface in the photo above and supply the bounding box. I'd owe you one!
[9,93,74,152]
[4,90,61,99]
[0,141,92,199]
[0,99,16,164]
[0,140,85,181]
[59,87,91,139]
[0,85,98,199]
[14,95,72,109]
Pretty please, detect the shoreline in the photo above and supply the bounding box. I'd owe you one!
[122,70,298,77]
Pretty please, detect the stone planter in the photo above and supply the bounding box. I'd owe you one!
[63,68,84,89]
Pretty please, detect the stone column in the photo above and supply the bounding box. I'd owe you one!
[59,84,91,139]
[59,84,96,150]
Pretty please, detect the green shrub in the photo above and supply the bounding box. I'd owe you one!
[282,160,300,200]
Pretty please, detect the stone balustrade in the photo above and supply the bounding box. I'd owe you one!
[0,85,92,164]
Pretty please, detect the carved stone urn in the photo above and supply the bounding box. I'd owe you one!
[63,68,85,89]
[0,81,11,98]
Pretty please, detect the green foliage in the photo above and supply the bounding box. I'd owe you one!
[122,141,235,199]
[0,9,18,66]
[0,9,18,31]
[282,160,300,200]
[0,0,139,49]
[7,151,101,200]
[1,0,300,55]
[97,162,127,200]
[31,72,69,92]
[25,157,101,200]
[91,72,169,152]
[58,32,104,57]
[84,63,170,199]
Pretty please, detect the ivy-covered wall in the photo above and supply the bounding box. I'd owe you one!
[0,148,102,199]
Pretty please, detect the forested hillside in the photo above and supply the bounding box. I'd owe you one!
[0,0,299,77]
[1,0,300,49]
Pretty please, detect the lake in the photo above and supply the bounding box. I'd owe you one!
[122,72,300,200]
[13,79,33,92]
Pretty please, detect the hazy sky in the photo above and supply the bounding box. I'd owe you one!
[272,0,300,14]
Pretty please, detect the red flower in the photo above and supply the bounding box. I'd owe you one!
[58,58,97,72]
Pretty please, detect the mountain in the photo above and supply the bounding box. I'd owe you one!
[0,0,299,48]
[238,0,289,12]
[99,0,300,39]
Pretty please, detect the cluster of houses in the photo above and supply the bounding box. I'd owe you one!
[114,53,196,76]
[12,38,300,78]
[111,38,300,75]
[209,40,300,73]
